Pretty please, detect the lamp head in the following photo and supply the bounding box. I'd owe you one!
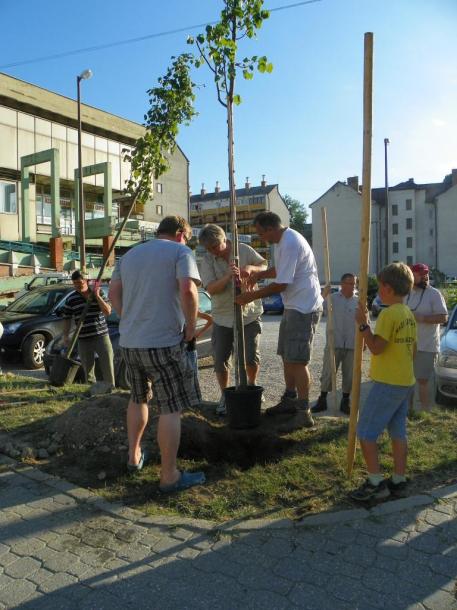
[78,69,93,81]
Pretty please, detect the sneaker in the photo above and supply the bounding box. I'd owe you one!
[216,395,227,416]
[312,395,328,413]
[386,477,409,496]
[340,396,350,415]
[350,478,390,502]
[265,396,298,417]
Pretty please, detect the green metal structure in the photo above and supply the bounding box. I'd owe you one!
[21,149,60,242]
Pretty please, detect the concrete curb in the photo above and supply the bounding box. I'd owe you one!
[1,452,456,534]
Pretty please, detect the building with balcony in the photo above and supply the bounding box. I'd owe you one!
[190,177,290,261]
[0,72,189,276]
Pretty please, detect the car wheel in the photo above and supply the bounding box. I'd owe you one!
[435,388,455,407]
[22,334,47,369]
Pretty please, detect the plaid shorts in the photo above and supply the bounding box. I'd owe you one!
[120,342,201,414]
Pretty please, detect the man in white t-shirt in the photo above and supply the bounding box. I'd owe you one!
[404,263,448,410]
[236,212,323,427]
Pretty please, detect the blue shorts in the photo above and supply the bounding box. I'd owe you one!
[357,381,414,442]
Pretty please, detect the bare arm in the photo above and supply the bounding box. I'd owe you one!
[205,271,233,296]
[235,282,288,306]
[108,279,123,317]
[359,327,388,355]
[94,288,111,317]
[355,302,388,355]
[179,277,199,341]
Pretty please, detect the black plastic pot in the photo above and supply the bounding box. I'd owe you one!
[49,354,81,387]
[224,385,263,429]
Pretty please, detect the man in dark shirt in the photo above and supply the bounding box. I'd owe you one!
[62,270,115,387]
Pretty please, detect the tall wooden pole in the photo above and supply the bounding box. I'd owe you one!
[321,207,338,412]
[347,32,374,476]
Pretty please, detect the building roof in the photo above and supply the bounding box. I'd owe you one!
[0,72,188,162]
[191,184,277,203]
[311,173,455,209]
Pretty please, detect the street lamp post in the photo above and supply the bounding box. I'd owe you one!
[77,69,93,273]
[384,137,390,265]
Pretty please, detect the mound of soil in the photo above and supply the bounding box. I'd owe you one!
[51,394,306,470]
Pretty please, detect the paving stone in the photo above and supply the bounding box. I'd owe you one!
[4,556,41,579]
[342,543,377,567]
[0,577,37,606]
[376,538,410,560]
[0,551,20,567]
[289,582,353,610]
[38,571,78,594]
[10,537,46,556]
[424,509,454,526]
[26,567,55,587]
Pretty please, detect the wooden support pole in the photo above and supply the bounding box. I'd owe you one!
[321,207,338,412]
[347,32,374,476]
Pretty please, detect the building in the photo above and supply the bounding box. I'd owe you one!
[0,72,189,274]
[190,176,290,260]
[310,171,457,283]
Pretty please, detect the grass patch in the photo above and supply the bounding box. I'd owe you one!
[1,374,457,522]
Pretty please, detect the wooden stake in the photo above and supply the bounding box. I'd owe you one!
[347,32,374,476]
[321,207,338,412]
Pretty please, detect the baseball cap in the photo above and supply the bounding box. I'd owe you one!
[410,263,429,275]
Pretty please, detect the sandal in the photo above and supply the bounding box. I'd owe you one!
[159,470,206,494]
[127,450,147,474]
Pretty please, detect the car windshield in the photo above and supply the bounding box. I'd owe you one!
[6,289,69,314]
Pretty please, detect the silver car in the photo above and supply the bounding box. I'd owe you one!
[435,305,457,405]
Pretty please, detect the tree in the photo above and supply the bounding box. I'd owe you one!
[283,194,308,236]
[188,0,272,387]
[125,1,272,388]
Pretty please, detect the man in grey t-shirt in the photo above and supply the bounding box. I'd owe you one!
[109,216,205,493]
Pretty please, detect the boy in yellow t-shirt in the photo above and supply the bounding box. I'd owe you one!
[351,263,417,502]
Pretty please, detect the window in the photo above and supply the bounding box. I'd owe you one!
[156,204,163,216]
[406,218,413,230]
[407,255,413,265]
[406,237,413,248]
[0,181,17,214]
[406,199,412,210]
[392,223,398,235]
[156,183,163,193]
[391,204,398,216]
[393,242,399,254]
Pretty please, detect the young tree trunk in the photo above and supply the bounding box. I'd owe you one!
[227,98,247,388]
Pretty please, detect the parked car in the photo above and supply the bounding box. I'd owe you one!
[371,294,388,318]
[43,288,213,387]
[16,272,70,299]
[435,305,457,405]
[262,293,284,315]
[0,284,75,368]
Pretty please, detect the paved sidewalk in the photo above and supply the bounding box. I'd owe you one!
[0,458,456,610]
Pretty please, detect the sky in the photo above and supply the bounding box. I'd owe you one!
[1,0,456,211]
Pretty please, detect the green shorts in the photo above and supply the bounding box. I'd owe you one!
[277,308,321,364]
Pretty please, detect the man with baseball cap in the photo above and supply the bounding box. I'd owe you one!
[405,263,448,410]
